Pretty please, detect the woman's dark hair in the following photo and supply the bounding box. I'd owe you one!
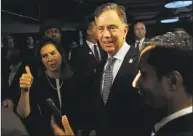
[34,36,73,79]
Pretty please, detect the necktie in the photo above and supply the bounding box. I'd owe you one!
[94,45,100,61]
[136,41,140,50]
[101,57,116,104]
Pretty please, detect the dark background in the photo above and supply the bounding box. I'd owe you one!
[1,0,193,48]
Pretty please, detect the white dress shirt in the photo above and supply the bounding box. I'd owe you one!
[101,42,130,90]
[155,106,193,132]
[86,40,101,60]
[135,37,145,51]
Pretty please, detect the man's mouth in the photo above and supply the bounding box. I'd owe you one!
[103,41,114,44]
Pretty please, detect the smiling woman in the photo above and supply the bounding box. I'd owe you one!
[16,37,76,136]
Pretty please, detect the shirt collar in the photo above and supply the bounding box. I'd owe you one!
[9,61,22,71]
[108,42,130,60]
[155,106,193,132]
[136,37,145,43]
[86,40,97,49]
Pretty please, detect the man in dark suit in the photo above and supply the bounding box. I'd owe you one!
[70,14,107,135]
[2,36,28,112]
[70,14,106,75]
[93,3,154,136]
[134,22,149,51]
[133,31,193,136]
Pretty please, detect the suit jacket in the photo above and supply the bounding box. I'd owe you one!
[8,61,27,110]
[70,42,107,130]
[156,113,193,136]
[94,46,155,136]
[132,37,150,51]
[2,61,28,112]
[70,42,106,76]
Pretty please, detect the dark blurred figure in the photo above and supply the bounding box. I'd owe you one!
[2,107,29,136]
[40,19,62,43]
[70,14,107,136]
[133,31,193,136]
[2,35,29,112]
[68,41,78,60]
[133,22,149,51]
[70,14,106,75]
[26,36,34,49]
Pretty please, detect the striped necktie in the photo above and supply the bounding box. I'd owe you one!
[101,57,116,104]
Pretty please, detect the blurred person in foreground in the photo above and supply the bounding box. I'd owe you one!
[133,31,193,136]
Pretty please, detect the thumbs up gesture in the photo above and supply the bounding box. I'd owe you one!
[20,66,33,91]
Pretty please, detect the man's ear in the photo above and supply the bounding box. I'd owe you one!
[123,24,129,39]
[87,29,92,35]
[168,71,183,91]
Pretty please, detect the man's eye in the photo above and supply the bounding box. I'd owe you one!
[98,27,103,31]
[42,54,47,58]
[109,26,116,29]
[51,52,56,56]
[54,30,59,33]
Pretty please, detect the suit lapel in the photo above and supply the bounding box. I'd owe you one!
[9,62,25,88]
[106,47,138,105]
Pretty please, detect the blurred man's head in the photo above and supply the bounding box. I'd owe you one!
[7,35,15,49]
[6,36,22,64]
[40,19,62,43]
[26,36,34,46]
[87,20,98,42]
[81,13,98,43]
[134,22,146,40]
[132,32,193,110]
[94,3,128,56]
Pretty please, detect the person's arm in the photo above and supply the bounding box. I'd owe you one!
[17,90,31,118]
[17,66,33,118]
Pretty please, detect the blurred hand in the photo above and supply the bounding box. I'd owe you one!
[2,99,14,110]
[19,66,33,91]
[51,115,74,136]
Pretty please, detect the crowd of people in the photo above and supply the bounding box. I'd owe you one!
[1,2,193,136]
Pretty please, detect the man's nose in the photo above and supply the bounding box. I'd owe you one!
[48,55,54,61]
[132,71,141,88]
[103,29,111,38]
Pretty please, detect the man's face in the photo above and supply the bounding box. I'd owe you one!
[134,23,146,40]
[45,28,61,43]
[26,36,34,45]
[7,36,15,48]
[87,21,98,40]
[132,50,170,109]
[95,10,128,55]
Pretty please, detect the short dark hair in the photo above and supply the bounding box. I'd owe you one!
[39,19,62,36]
[145,31,193,51]
[34,36,73,79]
[94,3,127,24]
[79,13,95,34]
[143,31,193,94]
[146,47,193,94]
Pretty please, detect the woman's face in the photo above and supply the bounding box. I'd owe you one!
[40,43,62,72]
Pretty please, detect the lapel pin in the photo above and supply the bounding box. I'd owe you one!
[129,59,133,63]
[89,52,92,55]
